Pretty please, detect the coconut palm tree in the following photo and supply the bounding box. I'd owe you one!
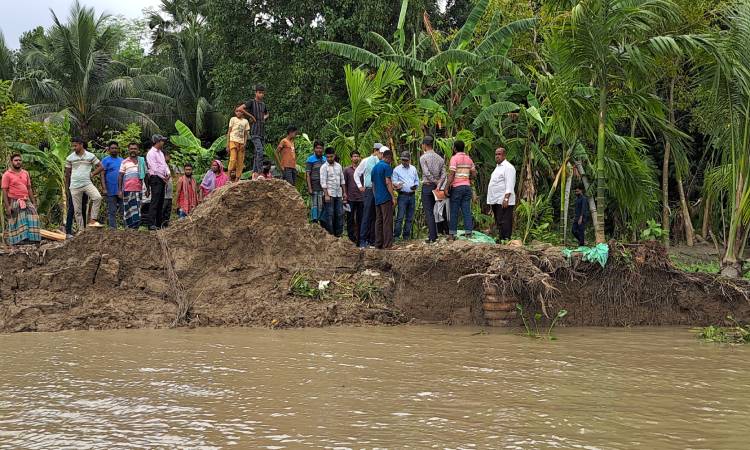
[12,1,167,140]
[0,32,14,80]
[545,0,707,242]
[694,0,750,276]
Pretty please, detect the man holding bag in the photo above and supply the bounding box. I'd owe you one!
[419,136,444,244]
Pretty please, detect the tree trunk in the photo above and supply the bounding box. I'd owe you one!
[676,175,694,247]
[701,197,711,240]
[595,85,608,243]
[574,159,600,236]
[662,140,671,248]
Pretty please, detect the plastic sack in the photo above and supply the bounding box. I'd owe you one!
[457,230,497,244]
[561,243,609,267]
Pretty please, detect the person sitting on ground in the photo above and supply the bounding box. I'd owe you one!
[487,147,516,241]
[201,160,229,197]
[276,125,298,185]
[118,142,146,229]
[65,137,105,231]
[446,140,477,240]
[2,153,41,245]
[101,141,123,229]
[258,160,274,180]
[227,106,251,182]
[392,151,419,241]
[176,163,201,218]
[371,148,396,250]
[320,147,346,237]
[573,185,590,246]
[306,141,326,225]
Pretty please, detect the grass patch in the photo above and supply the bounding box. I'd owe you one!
[695,317,750,344]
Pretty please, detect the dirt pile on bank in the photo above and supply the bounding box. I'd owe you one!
[0,180,405,332]
[1,180,749,333]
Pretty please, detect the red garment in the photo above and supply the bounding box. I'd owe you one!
[1,169,31,200]
[176,175,199,214]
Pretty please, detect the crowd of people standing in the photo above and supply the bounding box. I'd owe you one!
[1,84,590,248]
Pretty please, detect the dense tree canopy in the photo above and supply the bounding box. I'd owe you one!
[3,0,750,275]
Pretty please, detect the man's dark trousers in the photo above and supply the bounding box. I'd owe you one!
[374,201,394,249]
[148,177,166,228]
[492,203,514,240]
[346,200,363,243]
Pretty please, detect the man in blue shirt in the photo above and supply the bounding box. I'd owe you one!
[392,151,419,241]
[305,141,326,225]
[371,148,396,249]
[100,141,124,229]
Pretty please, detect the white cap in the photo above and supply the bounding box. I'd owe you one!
[380,146,390,153]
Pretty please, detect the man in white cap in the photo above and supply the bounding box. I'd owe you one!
[353,142,385,248]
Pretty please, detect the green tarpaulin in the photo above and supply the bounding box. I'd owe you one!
[456,230,496,244]
[562,243,609,267]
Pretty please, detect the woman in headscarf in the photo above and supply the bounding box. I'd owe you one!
[200,160,229,197]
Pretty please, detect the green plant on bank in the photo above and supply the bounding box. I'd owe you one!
[169,120,226,180]
[289,272,326,300]
[695,316,750,344]
[670,257,750,281]
[515,197,558,244]
[516,303,568,340]
[640,219,665,241]
[353,280,382,304]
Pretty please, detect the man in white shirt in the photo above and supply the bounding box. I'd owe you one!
[353,142,384,248]
[486,147,516,240]
[392,151,420,240]
[320,147,347,237]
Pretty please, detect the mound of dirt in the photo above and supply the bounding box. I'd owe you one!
[0,180,404,332]
[1,180,749,333]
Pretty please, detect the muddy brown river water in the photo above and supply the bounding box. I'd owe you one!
[0,326,748,449]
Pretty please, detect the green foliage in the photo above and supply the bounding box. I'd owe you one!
[640,219,665,241]
[111,124,143,149]
[515,197,557,244]
[695,317,750,344]
[516,303,568,340]
[169,120,226,178]
[0,84,47,163]
[289,272,327,300]
[12,1,166,139]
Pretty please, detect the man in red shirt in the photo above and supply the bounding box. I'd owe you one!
[2,153,41,245]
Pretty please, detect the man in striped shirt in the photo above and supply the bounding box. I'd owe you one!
[419,136,445,243]
[446,140,477,239]
[239,84,270,178]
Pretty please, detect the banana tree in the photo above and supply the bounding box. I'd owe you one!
[169,119,226,180]
[10,122,72,225]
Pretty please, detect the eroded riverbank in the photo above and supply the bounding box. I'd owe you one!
[1,180,748,332]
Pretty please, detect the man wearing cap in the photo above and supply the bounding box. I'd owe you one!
[239,84,270,178]
[146,134,171,230]
[353,142,384,248]
[392,151,419,241]
[371,148,396,250]
[419,136,444,243]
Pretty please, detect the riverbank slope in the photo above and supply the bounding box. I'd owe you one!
[1,181,748,332]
